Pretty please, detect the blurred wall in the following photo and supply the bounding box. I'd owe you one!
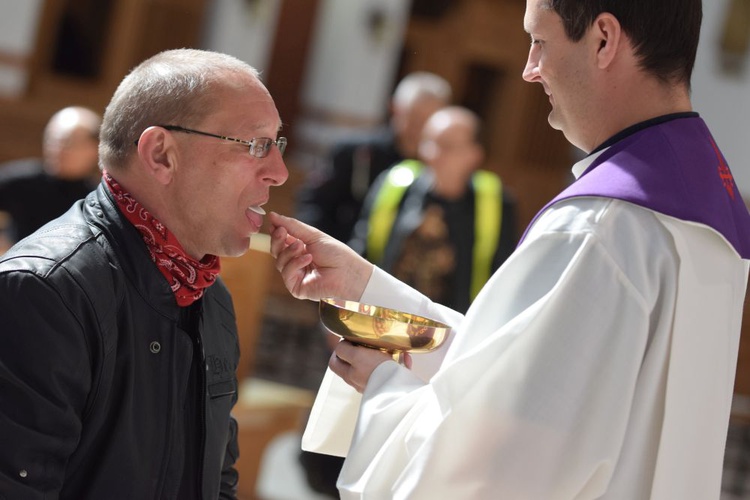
[291,0,411,172]
[693,0,750,196]
[0,0,43,97]
[300,0,410,122]
[201,0,281,75]
[202,0,408,142]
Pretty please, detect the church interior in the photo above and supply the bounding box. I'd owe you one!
[1,0,750,498]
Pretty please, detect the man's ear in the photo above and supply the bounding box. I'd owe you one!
[469,143,485,168]
[135,126,177,185]
[592,13,623,70]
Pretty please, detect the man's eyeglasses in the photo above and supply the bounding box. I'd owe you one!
[139,125,287,158]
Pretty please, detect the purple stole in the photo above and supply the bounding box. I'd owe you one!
[522,116,750,259]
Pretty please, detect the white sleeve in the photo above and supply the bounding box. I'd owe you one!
[338,222,657,499]
[360,266,464,329]
[302,267,464,457]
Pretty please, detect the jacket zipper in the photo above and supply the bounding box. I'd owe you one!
[195,315,207,498]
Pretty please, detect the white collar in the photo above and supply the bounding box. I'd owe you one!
[571,147,609,179]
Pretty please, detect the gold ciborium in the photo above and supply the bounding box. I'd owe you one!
[319,298,451,361]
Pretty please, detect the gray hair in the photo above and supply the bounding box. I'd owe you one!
[392,71,452,108]
[99,48,261,169]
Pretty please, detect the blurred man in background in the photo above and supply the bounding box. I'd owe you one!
[295,71,452,243]
[0,106,101,243]
[349,106,517,314]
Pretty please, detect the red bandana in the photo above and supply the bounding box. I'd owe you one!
[103,171,221,307]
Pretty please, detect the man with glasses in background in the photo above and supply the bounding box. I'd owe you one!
[0,48,288,499]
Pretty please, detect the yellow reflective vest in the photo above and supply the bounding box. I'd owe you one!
[366,160,503,300]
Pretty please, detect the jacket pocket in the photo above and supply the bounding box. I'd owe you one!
[208,378,237,399]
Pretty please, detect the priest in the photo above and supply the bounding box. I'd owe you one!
[269,0,750,498]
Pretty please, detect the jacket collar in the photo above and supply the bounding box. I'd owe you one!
[86,182,184,318]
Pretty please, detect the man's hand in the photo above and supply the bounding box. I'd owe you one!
[269,212,374,302]
[328,341,394,393]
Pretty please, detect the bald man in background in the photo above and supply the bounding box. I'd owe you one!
[349,106,517,313]
[0,106,101,243]
[295,72,452,243]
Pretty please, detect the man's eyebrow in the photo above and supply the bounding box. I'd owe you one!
[245,121,283,134]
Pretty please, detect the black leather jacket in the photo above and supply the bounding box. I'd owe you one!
[0,183,239,499]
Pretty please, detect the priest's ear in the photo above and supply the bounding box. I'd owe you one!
[592,12,623,69]
[134,125,179,185]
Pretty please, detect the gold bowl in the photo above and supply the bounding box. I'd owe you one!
[319,298,451,354]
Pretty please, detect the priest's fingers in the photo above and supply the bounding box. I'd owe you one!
[269,224,307,267]
[269,211,319,244]
[330,341,391,393]
[268,223,298,259]
[269,225,314,297]
[273,234,309,273]
[403,352,413,370]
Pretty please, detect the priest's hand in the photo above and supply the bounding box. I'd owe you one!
[329,340,395,393]
[269,212,374,302]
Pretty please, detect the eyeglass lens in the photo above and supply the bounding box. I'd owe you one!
[252,137,287,158]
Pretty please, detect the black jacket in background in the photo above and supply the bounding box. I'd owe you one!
[349,168,518,314]
[0,183,240,499]
[295,128,403,242]
[0,158,95,242]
